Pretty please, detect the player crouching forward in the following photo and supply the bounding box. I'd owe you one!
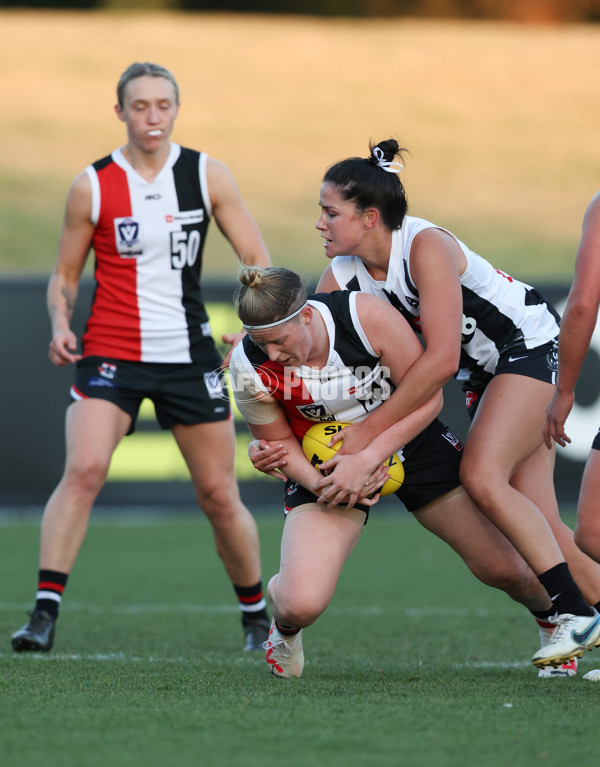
[229,266,597,678]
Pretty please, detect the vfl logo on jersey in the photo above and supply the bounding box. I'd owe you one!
[204,371,225,399]
[114,217,143,257]
[298,402,336,421]
[441,427,464,451]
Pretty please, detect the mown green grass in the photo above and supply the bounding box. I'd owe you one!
[1,510,598,767]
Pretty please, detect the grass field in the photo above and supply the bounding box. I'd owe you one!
[1,508,599,767]
[1,11,600,279]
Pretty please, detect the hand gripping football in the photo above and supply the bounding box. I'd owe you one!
[301,421,404,496]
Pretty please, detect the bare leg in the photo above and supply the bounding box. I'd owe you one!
[459,375,567,575]
[267,505,363,629]
[574,449,600,565]
[511,444,600,604]
[173,419,262,587]
[415,489,551,612]
[40,399,131,572]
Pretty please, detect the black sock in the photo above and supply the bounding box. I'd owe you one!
[593,600,600,614]
[275,620,300,637]
[234,581,269,625]
[537,563,594,617]
[529,608,556,621]
[35,569,68,620]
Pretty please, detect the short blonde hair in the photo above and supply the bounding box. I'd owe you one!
[117,62,180,108]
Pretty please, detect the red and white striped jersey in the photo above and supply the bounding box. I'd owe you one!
[230,291,394,442]
[82,143,214,363]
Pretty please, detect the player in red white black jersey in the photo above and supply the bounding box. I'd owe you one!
[251,142,600,675]
[11,62,272,654]
[229,266,600,678]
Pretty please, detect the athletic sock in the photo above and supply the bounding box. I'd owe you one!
[537,562,595,617]
[275,620,300,637]
[35,569,68,620]
[234,581,269,625]
[594,600,600,614]
[529,608,556,621]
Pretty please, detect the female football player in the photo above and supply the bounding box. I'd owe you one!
[230,265,600,678]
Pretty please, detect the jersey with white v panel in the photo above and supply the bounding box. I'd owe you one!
[330,216,561,390]
[83,143,215,363]
[230,290,465,514]
[230,291,395,442]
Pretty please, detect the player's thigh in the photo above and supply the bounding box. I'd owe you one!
[462,374,555,477]
[415,489,530,581]
[171,418,237,489]
[277,504,363,610]
[64,398,132,474]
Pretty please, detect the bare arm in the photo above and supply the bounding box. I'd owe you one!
[316,292,444,507]
[47,172,95,367]
[207,157,271,364]
[544,192,600,448]
[326,229,463,456]
[315,264,342,292]
[207,157,271,268]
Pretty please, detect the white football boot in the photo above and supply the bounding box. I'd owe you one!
[532,612,600,668]
[263,619,304,678]
[536,619,578,677]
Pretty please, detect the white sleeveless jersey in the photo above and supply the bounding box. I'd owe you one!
[230,291,395,442]
[330,216,560,387]
[82,143,214,363]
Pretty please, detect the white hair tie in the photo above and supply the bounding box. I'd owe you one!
[372,146,403,174]
[242,302,308,330]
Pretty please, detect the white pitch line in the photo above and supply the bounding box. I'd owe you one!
[0,653,584,672]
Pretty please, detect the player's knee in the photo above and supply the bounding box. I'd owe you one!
[459,462,500,509]
[195,480,242,517]
[63,457,110,497]
[470,556,531,595]
[275,592,324,629]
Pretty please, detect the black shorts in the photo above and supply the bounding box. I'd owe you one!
[283,419,464,520]
[465,338,559,419]
[592,429,600,451]
[71,354,231,434]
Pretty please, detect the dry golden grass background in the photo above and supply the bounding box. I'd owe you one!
[1,10,599,280]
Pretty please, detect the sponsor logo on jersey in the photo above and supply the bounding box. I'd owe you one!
[114,217,143,257]
[145,193,162,201]
[168,209,204,225]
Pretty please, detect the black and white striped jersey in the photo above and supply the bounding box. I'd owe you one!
[330,215,560,388]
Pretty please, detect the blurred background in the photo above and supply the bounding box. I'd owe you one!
[1,2,599,507]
